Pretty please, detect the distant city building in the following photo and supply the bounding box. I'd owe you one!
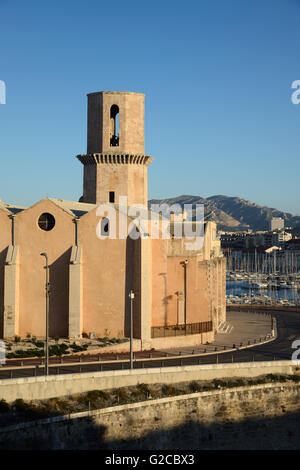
[221,229,292,250]
[270,217,284,231]
[221,228,299,273]
[272,231,292,245]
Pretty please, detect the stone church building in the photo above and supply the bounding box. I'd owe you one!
[0,91,225,349]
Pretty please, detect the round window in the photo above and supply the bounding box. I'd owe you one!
[38,213,55,231]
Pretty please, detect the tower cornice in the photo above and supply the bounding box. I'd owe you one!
[77,153,153,167]
[87,91,145,98]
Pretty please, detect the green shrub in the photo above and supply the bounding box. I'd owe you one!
[97,390,110,401]
[291,374,300,383]
[252,377,267,385]
[7,348,45,359]
[189,381,202,393]
[0,399,10,413]
[114,388,129,404]
[213,379,226,388]
[48,343,70,357]
[162,384,178,397]
[229,378,247,387]
[29,405,52,419]
[14,335,21,343]
[69,343,84,352]
[131,383,150,400]
[265,373,288,383]
[278,375,288,382]
[47,398,59,410]
[148,388,160,399]
[85,390,102,402]
[13,398,29,412]
[74,390,109,407]
[137,383,150,394]
[69,343,88,352]
[130,389,143,399]
[55,399,71,413]
[49,345,62,356]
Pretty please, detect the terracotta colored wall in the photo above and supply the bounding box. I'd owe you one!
[150,224,222,330]
[78,208,137,338]
[151,239,168,327]
[15,200,74,338]
[165,256,211,326]
[0,210,11,338]
[151,249,212,329]
[0,201,225,342]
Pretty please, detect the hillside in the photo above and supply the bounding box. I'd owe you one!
[148,195,300,232]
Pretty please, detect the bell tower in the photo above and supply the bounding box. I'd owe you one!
[77,91,153,206]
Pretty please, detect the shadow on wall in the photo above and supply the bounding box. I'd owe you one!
[0,248,8,339]
[124,233,141,339]
[1,411,300,450]
[49,248,72,338]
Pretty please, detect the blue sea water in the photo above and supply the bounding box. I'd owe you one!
[226,281,300,303]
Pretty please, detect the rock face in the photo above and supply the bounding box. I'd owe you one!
[149,194,300,231]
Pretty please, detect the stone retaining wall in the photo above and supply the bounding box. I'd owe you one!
[1,381,300,449]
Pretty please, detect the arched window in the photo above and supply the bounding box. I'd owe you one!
[101,217,109,236]
[110,105,119,147]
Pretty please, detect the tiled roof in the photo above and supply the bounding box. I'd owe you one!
[48,198,97,218]
[3,202,26,214]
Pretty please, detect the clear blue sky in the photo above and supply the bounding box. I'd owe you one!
[1,0,300,214]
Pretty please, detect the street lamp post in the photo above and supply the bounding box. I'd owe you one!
[40,253,50,376]
[129,290,135,369]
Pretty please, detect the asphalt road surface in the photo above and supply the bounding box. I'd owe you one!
[0,310,299,380]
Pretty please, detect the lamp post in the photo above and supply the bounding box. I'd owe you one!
[129,290,135,369]
[40,253,50,376]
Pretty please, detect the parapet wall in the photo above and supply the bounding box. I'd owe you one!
[0,361,295,403]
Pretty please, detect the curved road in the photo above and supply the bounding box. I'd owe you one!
[0,310,299,380]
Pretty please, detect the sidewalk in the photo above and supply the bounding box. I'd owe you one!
[157,310,274,356]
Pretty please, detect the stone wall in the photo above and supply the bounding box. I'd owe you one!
[1,381,300,449]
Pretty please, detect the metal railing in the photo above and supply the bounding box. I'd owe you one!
[151,321,213,338]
